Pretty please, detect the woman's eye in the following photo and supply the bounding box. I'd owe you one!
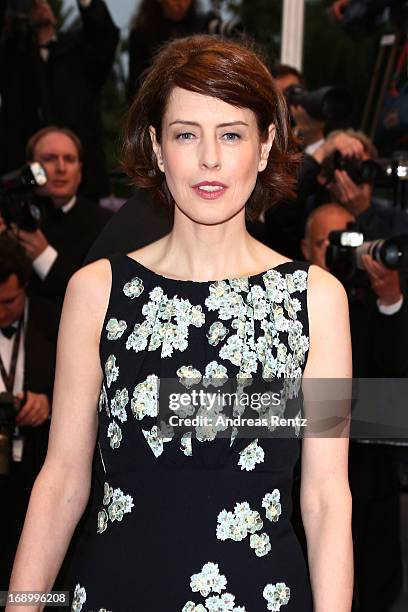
[176,132,195,140]
[222,133,241,141]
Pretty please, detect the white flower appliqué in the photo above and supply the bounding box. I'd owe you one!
[107,421,122,449]
[216,501,263,542]
[123,276,144,299]
[105,354,119,388]
[97,481,134,534]
[126,286,205,357]
[184,561,246,611]
[262,582,291,611]
[106,317,127,340]
[71,584,86,612]
[249,532,271,557]
[142,422,173,458]
[131,374,159,420]
[110,387,129,423]
[262,490,282,523]
[237,439,265,471]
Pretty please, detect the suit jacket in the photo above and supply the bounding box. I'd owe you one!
[29,195,113,303]
[0,295,60,588]
[85,189,172,264]
[0,0,119,199]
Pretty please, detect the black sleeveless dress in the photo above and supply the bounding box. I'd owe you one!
[67,254,313,612]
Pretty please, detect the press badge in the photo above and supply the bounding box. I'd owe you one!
[12,429,24,462]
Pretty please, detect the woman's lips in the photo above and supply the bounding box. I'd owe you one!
[192,182,228,200]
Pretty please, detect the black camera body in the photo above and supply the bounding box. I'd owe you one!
[326,226,408,283]
[0,162,48,232]
[284,84,353,122]
[0,391,24,476]
[321,150,379,185]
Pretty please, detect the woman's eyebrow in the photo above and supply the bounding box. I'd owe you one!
[168,120,249,128]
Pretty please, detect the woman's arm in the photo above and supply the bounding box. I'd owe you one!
[6,258,112,612]
[301,264,353,612]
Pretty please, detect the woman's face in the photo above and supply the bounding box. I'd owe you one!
[150,87,275,226]
[161,0,192,21]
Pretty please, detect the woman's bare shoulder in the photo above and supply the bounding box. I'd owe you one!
[64,258,113,324]
[307,263,348,306]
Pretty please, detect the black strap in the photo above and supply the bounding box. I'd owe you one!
[0,318,23,394]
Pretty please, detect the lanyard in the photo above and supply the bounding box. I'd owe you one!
[0,318,23,394]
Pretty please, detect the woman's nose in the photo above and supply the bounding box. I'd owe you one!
[199,138,221,170]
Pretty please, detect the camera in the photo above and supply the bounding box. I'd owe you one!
[326,225,408,281]
[0,162,48,232]
[284,84,353,122]
[0,392,24,476]
[321,150,379,185]
[207,17,243,38]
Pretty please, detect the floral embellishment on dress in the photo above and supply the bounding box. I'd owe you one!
[105,354,119,388]
[203,361,228,388]
[184,562,246,611]
[237,439,265,471]
[286,269,307,293]
[263,582,290,611]
[262,490,282,522]
[190,562,227,598]
[123,276,144,299]
[71,584,86,612]
[142,422,173,458]
[180,432,192,456]
[207,321,229,347]
[177,365,202,388]
[126,287,205,357]
[106,317,127,340]
[99,384,109,416]
[107,421,122,449]
[131,374,158,420]
[249,532,271,557]
[216,501,263,542]
[182,604,207,612]
[110,387,129,423]
[97,481,134,534]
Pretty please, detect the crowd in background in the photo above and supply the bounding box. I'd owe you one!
[0,1,407,611]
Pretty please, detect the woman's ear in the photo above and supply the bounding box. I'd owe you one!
[258,123,276,172]
[149,126,165,172]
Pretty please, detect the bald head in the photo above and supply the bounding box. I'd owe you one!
[302,204,355,270]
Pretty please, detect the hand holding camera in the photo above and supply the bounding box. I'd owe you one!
[360,253,402,306]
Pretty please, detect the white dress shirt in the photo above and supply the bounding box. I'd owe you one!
[33,195,77,280]
[0,302,28,395]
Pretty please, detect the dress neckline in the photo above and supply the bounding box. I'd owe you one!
[123,254,294,285]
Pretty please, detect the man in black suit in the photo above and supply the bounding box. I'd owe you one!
[4,126,113,303]
[0,236,60,589]
[0,0,119,200]
[301,203,406,612]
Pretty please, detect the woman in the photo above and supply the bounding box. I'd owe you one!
[8,35,352,611]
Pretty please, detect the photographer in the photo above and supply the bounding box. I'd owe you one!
[301,202,406,611]
[0,235,60,590]
[1,127,113,303]
[0,0,119,201]
[266,129,408,259]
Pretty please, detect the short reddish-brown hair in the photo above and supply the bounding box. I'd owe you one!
[26,126,84,162]
[122,35,301,220]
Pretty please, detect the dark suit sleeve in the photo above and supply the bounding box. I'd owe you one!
[372,296,408,377]
[77,0,119,90]
[127,27,152,103]
[38,203,114,303]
